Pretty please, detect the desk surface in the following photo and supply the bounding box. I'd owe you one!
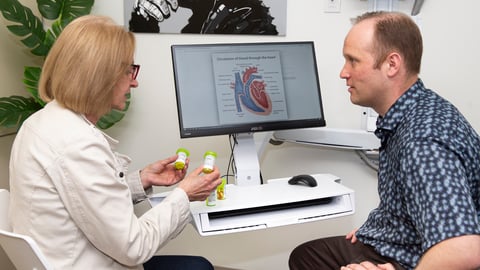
[185,173,355,236]
[190,173,352,214]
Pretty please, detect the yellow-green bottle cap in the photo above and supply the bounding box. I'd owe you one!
[204,151,217,158]
[176,148,190,156]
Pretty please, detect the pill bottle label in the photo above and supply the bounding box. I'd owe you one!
[202,151,217,174]
[174,148,189,170]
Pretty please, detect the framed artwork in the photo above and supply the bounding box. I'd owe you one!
[124,0,287,35]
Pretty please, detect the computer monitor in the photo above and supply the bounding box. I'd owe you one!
[171,41,326,185]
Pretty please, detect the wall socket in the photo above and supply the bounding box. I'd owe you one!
[324,0,341,13]
[360,107,378,132]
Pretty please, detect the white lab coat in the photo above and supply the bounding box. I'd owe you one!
[9,100,191,269]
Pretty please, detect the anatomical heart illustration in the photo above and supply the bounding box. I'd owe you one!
[212,51,288,125]
[232,67,272,115]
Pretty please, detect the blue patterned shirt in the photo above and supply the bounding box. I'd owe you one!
[356,79,480,269]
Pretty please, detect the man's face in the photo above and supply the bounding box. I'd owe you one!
[340,20,388,111]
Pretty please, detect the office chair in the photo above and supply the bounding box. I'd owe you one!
[0,189,53,270]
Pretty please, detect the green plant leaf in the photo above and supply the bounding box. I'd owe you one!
[96,108,128,130]
[0,0,49,57]
[0,96,43,128]
[44,18,67,43]
[1,0,127,131]
[61,0,94,20]
[38,0,94,22]
[37,0,63,20]
[23,66,46,107]
[96,95,131,130]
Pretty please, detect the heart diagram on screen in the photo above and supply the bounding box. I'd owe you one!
[232,67,272,115]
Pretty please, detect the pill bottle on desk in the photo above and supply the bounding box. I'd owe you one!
[217,178,227,200]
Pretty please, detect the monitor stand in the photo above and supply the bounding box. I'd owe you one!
[233,133,262,186]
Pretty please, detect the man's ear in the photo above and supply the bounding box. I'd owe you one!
[385,52,402,76]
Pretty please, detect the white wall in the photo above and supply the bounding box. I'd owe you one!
[1,0,480,269]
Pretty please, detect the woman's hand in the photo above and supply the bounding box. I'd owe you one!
[178,165,222,201]
[140,155,188,189]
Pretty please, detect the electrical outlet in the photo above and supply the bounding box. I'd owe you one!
[324,0,341,13]
[360,107,378,132]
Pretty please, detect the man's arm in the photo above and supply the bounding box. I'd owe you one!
[416,234,480,270]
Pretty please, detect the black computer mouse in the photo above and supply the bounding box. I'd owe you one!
[288,174,317,187]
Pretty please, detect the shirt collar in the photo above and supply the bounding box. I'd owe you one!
[374,79,426,141]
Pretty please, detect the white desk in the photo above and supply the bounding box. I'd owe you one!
[188,173,355,236]
[149,174,354,236]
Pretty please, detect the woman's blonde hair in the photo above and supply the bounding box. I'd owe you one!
[39,15,135,118]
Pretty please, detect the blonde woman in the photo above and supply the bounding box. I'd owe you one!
[9,15,220,270]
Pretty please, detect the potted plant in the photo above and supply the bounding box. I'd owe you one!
[0,0,129,136]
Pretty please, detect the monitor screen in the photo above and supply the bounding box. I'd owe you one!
[171,41,326,139]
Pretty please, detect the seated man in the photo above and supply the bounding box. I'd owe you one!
[289,11,480,270]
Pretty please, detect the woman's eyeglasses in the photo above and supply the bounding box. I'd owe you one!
[129,64,140,80]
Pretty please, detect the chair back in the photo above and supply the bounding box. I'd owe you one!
[0,189,53,270]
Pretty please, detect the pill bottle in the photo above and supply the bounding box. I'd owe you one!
[174,148,189,170]
[202,151,217,174]
[206,189,217,206]
[217,178,227,200]
[203,151,217,206]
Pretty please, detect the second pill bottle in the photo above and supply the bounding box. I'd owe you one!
[203,151,217,206]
